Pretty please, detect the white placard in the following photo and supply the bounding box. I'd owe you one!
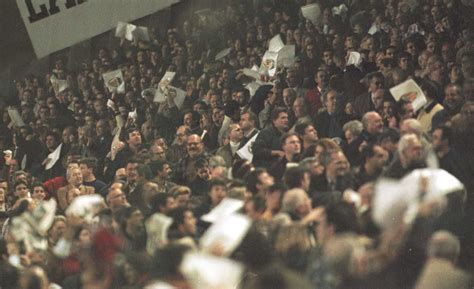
[16,0,180,58]
[278,45,296,68]
[259,51,278,77]
[201,198,244,223]
[45,143,62,170]
[269,34,284,52]
[346,51,362,68]
[50,75,69,95]
[200,214,251,257]
[389,79,427,112]
[301,3,322,25]
[102,69,124,93]
[115,22,150,42]
[236,132,259,162]
[7,107,25,127]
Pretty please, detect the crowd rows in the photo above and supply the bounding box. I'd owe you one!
[1,0,474,288]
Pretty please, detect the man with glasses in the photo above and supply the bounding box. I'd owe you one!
[173,134,209,185]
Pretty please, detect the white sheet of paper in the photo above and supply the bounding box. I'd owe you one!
[50,75,69,95]
[169,86,186,109]
[243,68,260,80]
[65,194,104,224]
[301,3,322,25]
[10,199,57,252]
[236,132,259,161]
[181,253,244,289]
[102,69,124,93]
[389,79,427,112]
[45,143,62,170]
[368,24,378,35]
[200,214,251,257]
[215,47,232,61]
[269,34,284,52]
[278,45,296,68]
[346,51,362,67]
[7,107,25,127]
[373,169,465,229]
[110,127,122,161]
[259,51,278,77]
[146,213,173,255]
[245,82,262,98]
[201,198,244,223]
[116,22,150,42]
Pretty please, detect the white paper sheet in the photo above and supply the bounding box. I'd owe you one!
[201,198,244,223]
[278,45,296,68]
[50,74,69,95]
[346,51,362,68]
[389,79,427,112]
[7,107,25,127]
[200,214,251,257]
[236,132,259,161]
[102,69,124,93]
[45,143,62,170]
[215,47,232,61]
[181,253,244,289]
[115,21,150,42]
[259,51,278,77]
[269,34,285,52]
[65,194,105,224]
[301,3,322,25]
[373,169,465,230]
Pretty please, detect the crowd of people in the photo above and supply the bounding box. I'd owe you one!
[1,0,474,288]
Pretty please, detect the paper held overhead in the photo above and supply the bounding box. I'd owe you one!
[389,79,427,112]
[346,51,362,68]
[301,3,322,25]
[115,21,150,42]
[269,34,285,52]
[200,213,251,257]
[372,168,465,230]
[154,71,176,103]
[259,51,278,77]
[7,107,25,128]
[45,143,63,170]
[50,75,69,95]
[103,69,124,93]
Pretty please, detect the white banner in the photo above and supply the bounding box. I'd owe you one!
[16,0,180,59]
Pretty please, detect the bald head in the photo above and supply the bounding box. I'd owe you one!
[362,112,383,135]
[186,134,204,158]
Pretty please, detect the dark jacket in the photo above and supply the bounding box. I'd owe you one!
[252,125,284,169]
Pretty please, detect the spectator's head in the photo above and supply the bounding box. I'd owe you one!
[209,178,227,207]
[362,112,384,135]
[281,132,301,160]
[226,123,244,143]
[66,167,83,187]
[284,166,311,192]
[315,202,358,246]
[321,150,349,182]
[361,143,389,174]
[432,125,452,154]
[107,188,129,212]
[281,188,312,220]
[427,230,461,264]
[13,180,30,199]
[398,133,424,169]
[79,157,98,179]
[169,206,197,237]
[271,107,289,132]
[240,110,258,134]
[126,127,142,150]
[342,120,363,144]
[295,123,318,146]
[444,83,464,111]
[149,160,172,180]
[245,168,274,195]
[399,118,423,137]
[174,125,191,146]
[322,90,337,114]
[186,134,204,158]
